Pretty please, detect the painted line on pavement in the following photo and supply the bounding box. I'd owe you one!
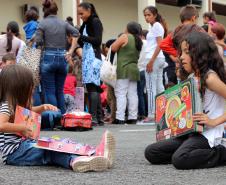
[119,129,155,132]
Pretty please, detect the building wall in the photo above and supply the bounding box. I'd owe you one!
[156,3,181,31]
[0,0,62,36]
[84,0,137,42]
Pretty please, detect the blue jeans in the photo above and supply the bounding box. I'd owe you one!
[137,71,146,117]
[33,85,42,106]
[6,140,77,169]
[41,48,68,114]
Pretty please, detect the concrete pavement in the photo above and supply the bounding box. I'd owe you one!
[0,124,225,185]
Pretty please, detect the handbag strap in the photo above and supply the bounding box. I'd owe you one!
[112,51,117,66]
[106,46,112,62]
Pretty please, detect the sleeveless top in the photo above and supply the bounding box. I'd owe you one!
[0,34,21,62]
[116,34,140,81]
[202,71,226,147]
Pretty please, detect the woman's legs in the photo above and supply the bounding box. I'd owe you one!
[86,83,103,125]
[41,51,67,114]
[127,80,138,120]
[115,79,129,121]
[137,71,146,118]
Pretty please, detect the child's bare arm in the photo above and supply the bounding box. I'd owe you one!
[193,113,226,127]
[32,104,58,114]
[0,113,32,138]
[206,73,226,99]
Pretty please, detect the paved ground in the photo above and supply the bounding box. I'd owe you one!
[0,124,226,185]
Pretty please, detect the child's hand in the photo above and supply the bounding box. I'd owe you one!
[21,125,33,139]
[43,104,58,112]
[193,113,216,127]
[146,61,154,73]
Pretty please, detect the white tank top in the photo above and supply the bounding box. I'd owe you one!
[202,71,226,147]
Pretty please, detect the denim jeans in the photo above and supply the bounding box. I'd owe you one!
[6,140,77,169]
[33,85,42,106]
[137,71,146,117]
[41,48,68,114]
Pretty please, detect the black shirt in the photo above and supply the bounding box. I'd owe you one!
[78,16,103,60]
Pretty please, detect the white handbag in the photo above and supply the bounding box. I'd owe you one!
[100,47,117,87]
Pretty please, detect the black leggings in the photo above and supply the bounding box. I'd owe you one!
[145,133,226,169]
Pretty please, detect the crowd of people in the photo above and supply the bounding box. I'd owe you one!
[0,0,225,172]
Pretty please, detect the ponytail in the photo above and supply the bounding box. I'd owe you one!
[89,3,99,18]
[6,32,13,52]
[6,21,19,52]
[156,13,168,38]
[127,21,143,51]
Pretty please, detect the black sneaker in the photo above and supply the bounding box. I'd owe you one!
[127,119,137,124]
[112,119,124,124]
[98,120,105,126]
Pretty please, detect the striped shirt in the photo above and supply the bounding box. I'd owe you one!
[0,103,21,164]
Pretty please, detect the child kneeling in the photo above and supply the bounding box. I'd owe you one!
[145,31,226,169]
[0,65,115,172]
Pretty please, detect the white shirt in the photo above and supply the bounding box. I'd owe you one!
[145,22,165,59]
[202,72,226,147]
[137,40,147,71]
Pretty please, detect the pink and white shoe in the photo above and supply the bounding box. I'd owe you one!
[95,130,116,168]
[71,156,108,173]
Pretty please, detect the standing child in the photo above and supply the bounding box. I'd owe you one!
[0,65,115,172]
[64,62,77,112]
[143,6,168,122]
[145,32,226,169]
[23,8,39,41]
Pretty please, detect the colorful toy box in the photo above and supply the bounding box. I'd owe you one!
[35,136,95,156]
[155,78,203,141]
[14,106,41,140]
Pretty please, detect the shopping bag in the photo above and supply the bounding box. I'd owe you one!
[100,47,117,87]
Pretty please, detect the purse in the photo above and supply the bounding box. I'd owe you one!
[100,47,117,87]
[18,43,41,86]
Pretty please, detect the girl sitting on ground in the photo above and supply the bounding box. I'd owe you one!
[0,65,115,172]
[145,31,226,169]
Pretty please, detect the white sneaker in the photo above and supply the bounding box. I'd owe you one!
[72,156,108,173]
[95,130,116,168]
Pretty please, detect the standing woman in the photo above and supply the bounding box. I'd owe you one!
[143,6,168,122]
[111,22,143,124]
[78,2,104,125]
[0,21,21,65]
[36,0,79,114]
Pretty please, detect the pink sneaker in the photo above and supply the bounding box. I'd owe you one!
[95,130,116,168]
[71,156,108,172]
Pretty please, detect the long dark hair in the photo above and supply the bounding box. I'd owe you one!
[173,24,205,51]
[0,65,34,115]
[126,22,143,51]
[78,2,99,18]
[6,21,19,52]
[42,0,58,18]
[181,31,226,97]
[143,6,168,37]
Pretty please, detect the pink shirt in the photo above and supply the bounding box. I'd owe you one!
[64,74,77,96]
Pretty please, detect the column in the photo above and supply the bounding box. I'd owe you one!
[138,0,156,29]
[61,0,77,25]
[197,0,210,25]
